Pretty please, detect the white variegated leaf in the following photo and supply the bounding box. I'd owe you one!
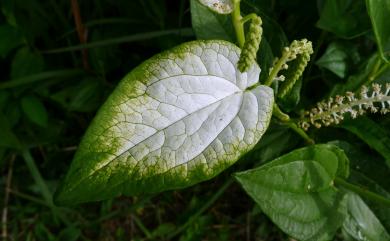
[54,40,273,205]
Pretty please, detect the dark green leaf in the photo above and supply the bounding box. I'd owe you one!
[278,77,302,111]
[348,171,390,230]
[330,140,390,191]
[249,124,300,163]
[316,42,348,78]
[235,144,350,241]
[21,95,48,127]
[11,47,45,79]
[0,112,20,149]
[0,24,24,58]
[329,53,378,96]
[190,0,235,41]
[58,227,81,241]
[258,38,274,83]
[340,117,390,167]
[343,192,390,241]
[51,78,103,112]
[366,0,390,62]
[317,0,370,38]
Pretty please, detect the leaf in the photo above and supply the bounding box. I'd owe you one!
[190,0,235,42]
[20,95,48,127]
[329,140,390,191]
[197,0,234,14]
[0,24,24,58]
[316,0,370,38]
[0,112,20,149]
[58,227,81,241]
[235,144,350,241]
[54,40,274,205]
[316,42,348,78]
[348,171,390,230]
[329,53,378,96]
[366,0,390,62]
[340,117,390,167]
[343,192,390,241]
[51,78,103,113]
[278,76,302,111]
[11,47,45,79]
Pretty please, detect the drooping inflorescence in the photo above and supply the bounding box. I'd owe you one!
[299,83,390,130]
[267,39,313,95]
[237,15,262,72]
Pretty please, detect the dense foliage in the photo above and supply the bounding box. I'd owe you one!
[1,0,389,240]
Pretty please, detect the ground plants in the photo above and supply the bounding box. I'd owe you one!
[1,0,390,240]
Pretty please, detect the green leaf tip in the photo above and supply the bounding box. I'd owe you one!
[54,40,274,206]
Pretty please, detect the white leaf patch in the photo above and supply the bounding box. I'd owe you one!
[55,40,273,205]
[198,0,234,14]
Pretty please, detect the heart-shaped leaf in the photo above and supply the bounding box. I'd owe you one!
[198,0,234,14]
[235,144,350,241]
[54,40,274,205]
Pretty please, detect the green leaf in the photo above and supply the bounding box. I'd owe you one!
[21,96,48,127]
[0,24,23,58]
[340,117,390,167]
[317,0,370,38]
[329,53,378,96]
[11,47,45,79]
[343,192,390,241]
[0,112,20,149]
[329,140,390,191]
[235,144,350,241]
[190,0,235,42]
[316,42,348,78]
[348,171,390,230]
[54,40,274,205]
[366,0,390,62]
[198,0,234,14]
[51,78,103,113]
[278,77,302,111]
[58,227,81,241]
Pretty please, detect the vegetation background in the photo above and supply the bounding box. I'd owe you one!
[0,0,389,240]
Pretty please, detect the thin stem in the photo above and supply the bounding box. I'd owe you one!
[22,149,53,205]
[132,214,152,238]
[70,0,90,70]
[232,0,245,48]
[2,155,15,240]
[240,13,258,24]
[285,121,315,145]
[335,177,390,208]
[273,104,290,122]
[21,148,72,226]
[265,49,289,86]
[167,179,233,239]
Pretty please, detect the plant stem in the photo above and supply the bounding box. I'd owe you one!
[273,104,290,122]
[22,149,53,205]
[265,48,289,86]
[240,13,258,24]
[132,214,152,238]
[166,179,233,239]
[335,177,390,208]
[232,0,245,48]
[285,121,315,144]
[21,148,72,226]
